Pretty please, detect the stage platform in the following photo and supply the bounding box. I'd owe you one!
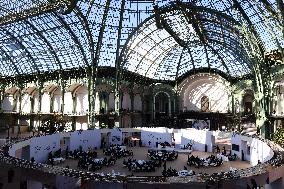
[149,146,192,154]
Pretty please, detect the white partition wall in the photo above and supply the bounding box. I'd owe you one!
[30,133,60,163]
[110,128,123,145]
[75,86,88,114]
[231,134,274,165]
[21,94,31,113]
[181,129,213,152]
[41,92,50,113]
[141,128,172,147]
[64,92,73,114]
[70,130,101,151]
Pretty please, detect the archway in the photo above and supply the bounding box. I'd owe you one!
[154,92,171,119]
[243,91,254,114]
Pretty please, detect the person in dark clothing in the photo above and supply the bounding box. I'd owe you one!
[250,178,257,189]
[216,145,220,153]
[163,161,167,170]
[256,126,260,135]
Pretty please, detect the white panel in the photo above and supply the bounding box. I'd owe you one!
[181,129,213,152]
[231,133,274,165]
[41,93,50,113]
[141,128,172,147]
[70,130,101,151]
[110,128,123,145]
[30,133,60,163]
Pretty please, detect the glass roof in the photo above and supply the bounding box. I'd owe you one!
[0,0,282,79]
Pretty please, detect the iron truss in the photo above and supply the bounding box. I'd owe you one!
[0,0,282,80]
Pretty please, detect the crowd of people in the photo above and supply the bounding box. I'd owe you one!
[148,150,178,161]
[103,145,134,159]
[162,167,178,177]
[123,158,157,172]
[187,154,223,168]
[214,145,237,161]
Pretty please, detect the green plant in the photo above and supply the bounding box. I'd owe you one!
[38,114,66,134]
[272,128,284,147]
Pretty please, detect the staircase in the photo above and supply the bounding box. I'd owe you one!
[241,122,257,135]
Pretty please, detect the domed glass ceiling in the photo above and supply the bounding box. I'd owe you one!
[0,0,283,79]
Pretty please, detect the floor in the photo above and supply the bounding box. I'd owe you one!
[58,146,252,176]
[0,130,252,177]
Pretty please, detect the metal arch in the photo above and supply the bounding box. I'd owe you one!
[0,28,40,74]
[0,7,57,74]
[92,0,111,67]
[121,27,167,66]
[259,0,278,17]
[24,20,63,70]
[231,0,265,55]
[132,36,176,73]
[73,8,95,66]
[159,3,241,26]
[209,38,253,70]
[0,45,21,75]
[178,5,218,70]
[118,16,155,69]
[54,12,89,66]
[185,46,196,71]
[144,44,180,79]
[175,47,186,80]
[0,1,67,26]
[276,0,284,39]
[205,44,231,76]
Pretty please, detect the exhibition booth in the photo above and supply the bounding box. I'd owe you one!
[1,128,283,189]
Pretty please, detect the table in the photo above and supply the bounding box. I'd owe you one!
[178,170,193,176]
[53,157,65,164]
[217,154,229,161]
[94,158,104,163]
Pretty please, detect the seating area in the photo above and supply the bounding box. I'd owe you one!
[187,154,223,168]
[148,150,178,161]
[123,158,156,172]
[103,145,134,159]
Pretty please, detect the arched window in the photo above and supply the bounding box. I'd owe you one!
[201,96,209,112]
[243,94,254,114]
